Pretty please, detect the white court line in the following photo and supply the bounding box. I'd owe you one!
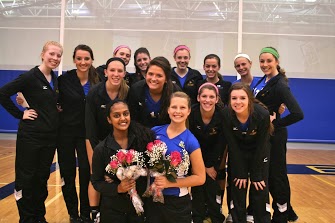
[45,192,63,207]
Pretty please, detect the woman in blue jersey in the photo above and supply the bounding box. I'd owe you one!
[57,44,100,223]
[222,83,272,223]
[254,47,303,223]
[171,45,203,105]
[233,53,260,90]
[0,41,63,223]
[127,56,180,128]
[146,91,206,223]
[189,83,226,223]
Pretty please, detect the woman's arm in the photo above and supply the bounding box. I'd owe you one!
[155,148,205,189]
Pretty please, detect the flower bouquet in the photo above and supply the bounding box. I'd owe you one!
[143,140,190,203]
[105,149,147,215]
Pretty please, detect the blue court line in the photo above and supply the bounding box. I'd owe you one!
[0,162,58,200]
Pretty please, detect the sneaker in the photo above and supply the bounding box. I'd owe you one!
[80,215,93,223]
[93,212,100,223]
[288,209,299,222]
[247,214,254,223]
[225,214,233,223]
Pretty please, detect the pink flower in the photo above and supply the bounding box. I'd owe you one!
[146,142,154,152]
[116,151,126,163]
[126,150,134,164]
[110,160,119,169]
[170,151,182,167]
[154,140,161,145]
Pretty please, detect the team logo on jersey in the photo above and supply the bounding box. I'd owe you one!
[138,102,142,106]
[172,81,176,84]
[233,127,238,131]
[187,81,194,87]
[100,104,106,108]
[43,86,48,90]
[209,127,218,135]
[196,125,201,130]
[250,130,257,135]
[263,157,268,163]
[179,141,185,149]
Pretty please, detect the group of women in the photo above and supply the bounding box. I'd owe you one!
[0,41,303,223]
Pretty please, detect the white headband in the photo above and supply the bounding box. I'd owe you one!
[234,53,251,62]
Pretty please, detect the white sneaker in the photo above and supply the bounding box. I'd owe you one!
[225,214,233,223]
[246,214,254,223]
[94,212,100,223]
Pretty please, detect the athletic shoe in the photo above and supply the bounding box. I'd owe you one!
[288,209,299,222]
[93,212,100,223]
[225,214,233,223]
[80,215,93,223]
[247,214,254,223]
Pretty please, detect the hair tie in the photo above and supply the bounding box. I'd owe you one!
[198,82,219,95]
[234,53,251,62]
[113,45,131,55]
[260,47,280,59]
[174,45,190,56]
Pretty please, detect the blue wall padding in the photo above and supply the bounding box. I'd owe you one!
[0,70,334,143]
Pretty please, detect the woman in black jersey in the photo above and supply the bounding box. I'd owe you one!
[127,56,181,128]
[85,57,129,221]
[126,47,151,87]
[222,83,272,223]
[254,47,304,223]
[197,54,232,105]
[0,41,63,223]
[171,45,203,105]
[189,83,226,223]
[91,100,155,223]
[57,44,99,223]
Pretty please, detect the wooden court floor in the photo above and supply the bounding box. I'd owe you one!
[0,135,334,223]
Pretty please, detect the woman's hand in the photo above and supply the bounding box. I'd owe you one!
[206,167,217,180]
[278,103,286,115]
[252,180,266,191]
[16,95,24,105]
[22,109,38,120]
[234,178,247,189]
[270,112,276,123]
[117,178,135,193]
[154,176,171,190]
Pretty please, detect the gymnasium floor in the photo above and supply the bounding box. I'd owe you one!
[0,133,334,223]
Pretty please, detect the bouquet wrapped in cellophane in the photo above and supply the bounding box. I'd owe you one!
[143,140,190,203]
[105,149,147,215]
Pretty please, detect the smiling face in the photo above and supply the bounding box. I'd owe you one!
[234,57,252,77]
[145,65,166,94]
[41,44,62,70]
[105,60,126,86]
[168,96,191,124]
[259,53,279,78]
[114,48,131,65]
[136,52,150,73]
[73,49,93,73]
[203,58,220,81]
[230,89,249,116]
[107,102,130,132]
[198,88,218,113]
[174,49,190,71]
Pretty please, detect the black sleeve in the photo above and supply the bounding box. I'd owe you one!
[127,85,141,123]
[222,110,248,179]
[0,74,26,119]
[91,146,119,196]
[250,112,270,182]
[85,92,99,148]
[272,84,304,128]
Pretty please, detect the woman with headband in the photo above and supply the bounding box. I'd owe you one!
[198,54,232,105]
[254,47,303,223]
[222,82,272,223]
[233,53,260,90]
[171,45,203,105]
[85,57,129,222]
[189,82,226,223]
[96,45,132,82]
